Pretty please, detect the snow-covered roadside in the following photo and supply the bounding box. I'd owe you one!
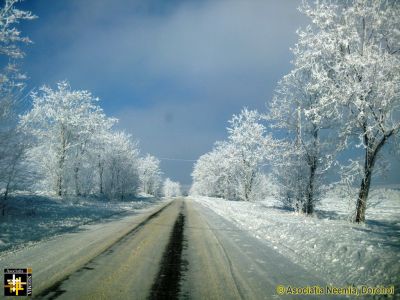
[191,189,400,295]
[0,193,163,253]
[0,198,172,294]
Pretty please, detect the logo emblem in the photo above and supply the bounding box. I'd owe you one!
[4,268,32,296]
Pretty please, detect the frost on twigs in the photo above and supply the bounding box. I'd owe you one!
[0,0,36,215]
[0,0,36,93]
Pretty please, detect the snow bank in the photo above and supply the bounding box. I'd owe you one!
[0,199,172,294]
[191,188,400,296]
[0,193,162,253]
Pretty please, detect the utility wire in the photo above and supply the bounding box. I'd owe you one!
[158,157,197,162]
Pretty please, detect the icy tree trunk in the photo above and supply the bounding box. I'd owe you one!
[116,169,121,199]
[1,146,23,215]
[56,125,66,196]
[1,188,8,216]
[98,157,104,194]
[3,177,10,203]
[0,162,11,215]
[110,172,114,196]
[1,173,11,215]
[304,158,316,214]
[294,107,304,212]
[143,180,148,194]
[74,166,80,196]
[355,150,375,223]
[147,181,152,195]
[355,129,392,223]
[56,155,64,196]
[304,127,318,215]
[244,169,255,201]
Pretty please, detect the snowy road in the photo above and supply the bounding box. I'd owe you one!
[2,198,330,299]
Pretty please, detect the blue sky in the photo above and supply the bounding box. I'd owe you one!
[17,0,399,186]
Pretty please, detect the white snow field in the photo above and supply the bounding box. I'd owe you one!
[0,193,164,253]
[192,186,400,297]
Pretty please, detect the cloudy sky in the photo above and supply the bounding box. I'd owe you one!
[17,0,308,185]
[18,0,398,186]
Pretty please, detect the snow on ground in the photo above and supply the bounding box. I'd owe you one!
[0,193,163,253]
[191,186,400,295]
[0,199,172,294]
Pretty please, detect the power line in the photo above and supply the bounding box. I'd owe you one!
[158,157,197,162]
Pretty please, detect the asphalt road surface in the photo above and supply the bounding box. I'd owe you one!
[33,198,327,299]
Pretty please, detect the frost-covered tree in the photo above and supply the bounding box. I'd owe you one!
[0,0,35,213]
[0,131,32,215]
[102,132,140,199]
[0,103,26,193]
[190,149,217,197]
[191,109,275,201]
[68,102,113,196]
[270,140,309,211]
[163,178,181,197]
[20,81,111,196]
[138,154,162,196]
[19,81,143,200]
[268,64,335,214]
[89,119,117,195]
[0,0,36,92]
[298,0,400,222]
[227,108,274,201]
[191,141,239,199]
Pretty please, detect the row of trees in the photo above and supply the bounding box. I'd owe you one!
[0,0,177,216]
[163,178,182,197]
[2,80,165,201]
[190,109,275,202]
[191,0,400,223]
[18,81,164,199]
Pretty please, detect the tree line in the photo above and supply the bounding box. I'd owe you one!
[191,0,400,223]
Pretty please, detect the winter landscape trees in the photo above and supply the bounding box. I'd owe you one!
[20,82,110,196]
[163,178,181,197]
[191,0,399,223]
[0,0,398,223]
[0,1,166,213]
[0,1,397,297]
[138,154,163,196]
[267,51,336,214]
[297,0,400,222]
[0,0,36,214]
[17,81,165,200]
[191,109,275,202]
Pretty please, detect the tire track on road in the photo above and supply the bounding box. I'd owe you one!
[35,200,174,299]
[149,201,187,300]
